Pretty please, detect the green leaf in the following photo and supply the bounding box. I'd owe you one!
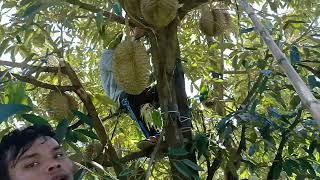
[112,2,122,16]
[23,3,42,17]
[107,33,123,50]
[240,27,254,34]
[72,110,93,127]
[194,133,209,159]
[173,161,192,179]
[6,82,28,104]
[152,111,162,128]
[257,77,268,93]
[95,11,104,31]
[248,144,257,156]
[272,162,282,179]
[0,38,11,57]
[119,168,134,177]
[74,129,99,140]
[2,1,17,8]
[267,107,282,119]
[250,99,259,113]
[21,114,51,127]
[308,140,317,155]
[304,120,320,127]
[167,147,189,157]
[33,33,46,47]
[200,85,208,95]
[269,91,286,108]
[55,119,69,142]
[308,75,320,88]
[72,131,89,143]
[298,159,316,177]
[66,131,79,143]
[290,46,300,64]
[0,104,32,122]
[181,159,204,171]
[68,142,81,153]
[290,95,300,109]
[283,159,295,176]
[74,168,87,180]
[16,35,22,44]
[218,43,235,50]
[20,0,36,7]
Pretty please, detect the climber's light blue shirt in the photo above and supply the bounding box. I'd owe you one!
[99,49,124,107]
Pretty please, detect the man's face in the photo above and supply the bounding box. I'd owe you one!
[8,136,74,180]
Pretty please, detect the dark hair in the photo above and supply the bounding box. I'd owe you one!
[0,125,56,180]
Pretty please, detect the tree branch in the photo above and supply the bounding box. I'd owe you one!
[206,151,222,180]
[267,110,302,179]
[102,149,153,167]
[8,72,77,92]
[238,0,320,121]
[60,61,123,176]
[64,0,136,26]
[0,60,67,74]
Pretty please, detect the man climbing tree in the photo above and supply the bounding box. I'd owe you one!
[99,48,159,148]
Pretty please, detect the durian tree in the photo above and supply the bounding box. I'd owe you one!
[1,0,320,179]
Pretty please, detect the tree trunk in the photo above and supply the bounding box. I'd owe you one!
[148,18,198,179]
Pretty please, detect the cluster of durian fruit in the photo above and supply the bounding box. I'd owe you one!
[113,1,232,95]
[199,5,232,37]
[123,0,232,35]
[123,0,179,29]
[111,0,180,95]
[45,91,77,121]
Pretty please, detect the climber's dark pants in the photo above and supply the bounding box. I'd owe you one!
[120,86,159,138]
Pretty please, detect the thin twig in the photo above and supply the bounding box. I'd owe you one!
[145,128,166,180]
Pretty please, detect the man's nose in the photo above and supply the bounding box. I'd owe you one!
[47,161,62,172]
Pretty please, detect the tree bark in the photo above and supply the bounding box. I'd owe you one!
[148,18,198,179]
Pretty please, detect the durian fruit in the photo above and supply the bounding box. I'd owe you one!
[199,6,232,37]
[123,0,143,19]
[83,142,104,162]
[140,0,179,28]
[46,91,77,120]
[112,39,150,95]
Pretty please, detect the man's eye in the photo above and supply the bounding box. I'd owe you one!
[24,162,39,169]
[55,152,65,159]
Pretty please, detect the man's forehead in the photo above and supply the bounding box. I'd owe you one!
[7,136,60,167]
[22,136,60,154]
